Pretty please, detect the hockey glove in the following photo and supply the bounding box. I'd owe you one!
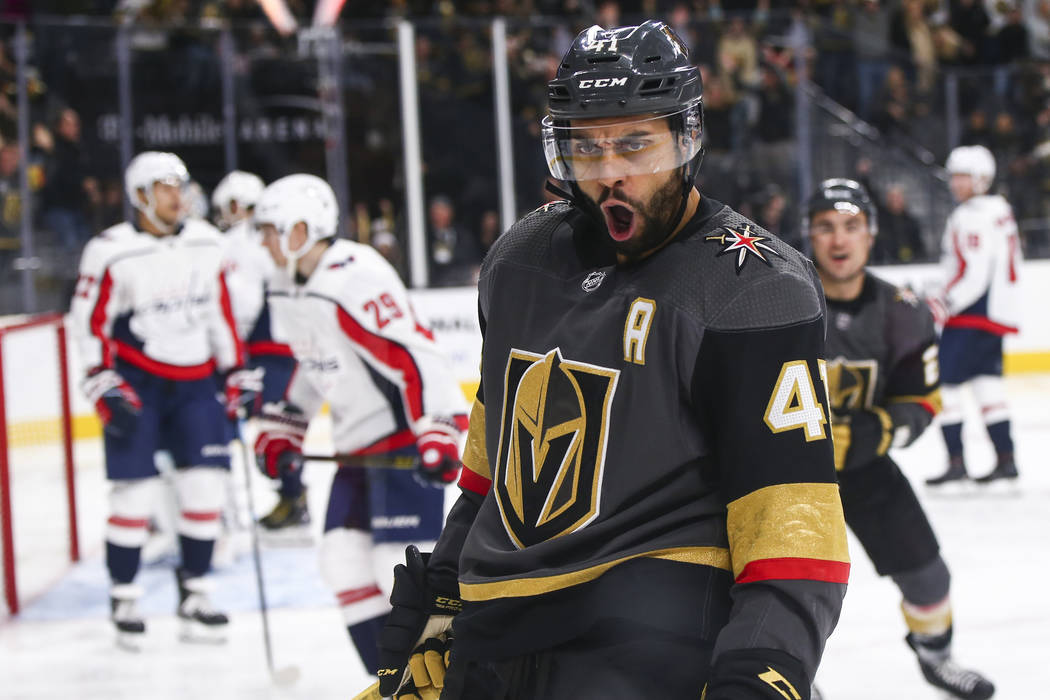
[830,408,893,472]
[82,368,142,439]
[414,416,463,485]
[223,366,265,419]
[253,402,308,479]
[377,545,462,699]
[704,648,811,699]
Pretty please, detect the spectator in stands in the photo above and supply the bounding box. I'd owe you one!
[1025,0,1050,59]
[0,143,23,256]
[853,0,893,121]
[874,183,927,263]
[814,0,857,110]
[890,0,938,94]
[718,16,761,151]
[40,107,97,253]
[948,0,991,65]
[872,65,916,140]
[427,194,479,287]
[960,107,993,146]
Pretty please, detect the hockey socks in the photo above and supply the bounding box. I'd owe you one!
[178,534,215,578]
[940,422,964,459]
[106,541,142,585]
[348,613,388,674]
[985,420,1014,456]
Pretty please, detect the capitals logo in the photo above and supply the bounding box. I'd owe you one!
[705,224,783,274]
[494,348,619,549]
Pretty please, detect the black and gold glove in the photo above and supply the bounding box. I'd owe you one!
[377,546,461,699]
[830,407,893,472]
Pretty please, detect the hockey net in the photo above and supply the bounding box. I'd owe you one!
[0,313,80,618]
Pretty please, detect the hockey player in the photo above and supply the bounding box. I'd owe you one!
[926,145,1023,486]
[69,151,260,646]
[251,174,468,675]
[212,171,306,532]
[807,178,995,699]
[374,21,847,700]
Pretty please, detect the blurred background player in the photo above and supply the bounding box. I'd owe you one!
[251,174,468,675]
[68,152,261,647]
[211,170,305,537]
[807,178,994,700]
[925,145,1024,487]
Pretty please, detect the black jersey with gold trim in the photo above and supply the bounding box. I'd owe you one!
[440,197,849,680]
[825,273,941,454]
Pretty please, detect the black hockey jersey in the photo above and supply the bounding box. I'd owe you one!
[824,273,941,466]
[433,197,849,682]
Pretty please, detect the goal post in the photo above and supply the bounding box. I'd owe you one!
[0,312,80,616]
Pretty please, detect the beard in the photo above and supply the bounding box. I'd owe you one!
[577,170,684,261]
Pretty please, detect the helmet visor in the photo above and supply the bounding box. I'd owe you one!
[542,107,701,182]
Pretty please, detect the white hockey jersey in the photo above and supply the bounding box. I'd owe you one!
[70,218,243,380]
[221,220,276,341]
[940,193,1023,335]
[267,240,467,454]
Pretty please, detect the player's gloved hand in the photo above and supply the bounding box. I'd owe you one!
[223,366,265,419]
[704,648,811,699]
[253,401,308,478]
[414,416,463,484]
[830,408,892,472]
[82,367,142,439]
[377,545,462,699]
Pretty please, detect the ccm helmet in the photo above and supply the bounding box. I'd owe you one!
[805,178,878,235]
[254,174,339,273]
[212,170,265,229]
[945,145,996,195]
[542,20,704,192]
[124,151,189,233]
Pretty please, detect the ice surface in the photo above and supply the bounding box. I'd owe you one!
[2,376,1048,699]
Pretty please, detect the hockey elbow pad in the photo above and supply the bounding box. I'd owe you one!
[82,368,142,439]
[377,545,461,698]
[831,407,892,472]
[704,648,811,700]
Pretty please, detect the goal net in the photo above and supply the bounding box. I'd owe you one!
[0,313,80,617]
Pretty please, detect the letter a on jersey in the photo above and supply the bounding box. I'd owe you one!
[494,348,619,549]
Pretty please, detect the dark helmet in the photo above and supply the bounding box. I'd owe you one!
[805,178,878,235]
[542,20,704,231]
[547,21,703,121]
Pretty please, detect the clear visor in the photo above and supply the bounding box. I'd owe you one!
[542,106,701,182]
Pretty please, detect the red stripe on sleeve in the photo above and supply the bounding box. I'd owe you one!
[947,230,967,291]
[735,557,850,585]
[90,269,115,367]
[457,466,491,497]
[336,305,425,422]
[217,271,245,366]
[246,340,295,357]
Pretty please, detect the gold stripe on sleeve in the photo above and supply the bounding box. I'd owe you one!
[725,482,849,580]
[459,546,731,601]
[460,398,490,480]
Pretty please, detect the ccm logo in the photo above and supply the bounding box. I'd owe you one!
[578,77,628,88]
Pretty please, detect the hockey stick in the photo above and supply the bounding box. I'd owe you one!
[235,421,301,686]
[299,453,420,470]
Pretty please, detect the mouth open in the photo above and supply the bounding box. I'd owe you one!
[602,202,638,242]
[831,253,850,263]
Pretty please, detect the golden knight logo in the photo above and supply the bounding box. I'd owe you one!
[825,357,878,412]
[494,348,619,549]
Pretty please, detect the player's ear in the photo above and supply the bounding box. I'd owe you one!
[136,187,149,207]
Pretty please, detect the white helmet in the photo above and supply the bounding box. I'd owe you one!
[254,174,339,272]
[945,145,996,195]
[211,170,265,229]
[124,151,190,233]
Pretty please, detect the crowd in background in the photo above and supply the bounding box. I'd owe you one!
[2,0,1050,310]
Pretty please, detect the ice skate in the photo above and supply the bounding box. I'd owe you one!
[259,491,314,546]
[176,567,228,644]
[906,629,994,700]
[110,584,146,651]
[925,456,971,495]
[974,451,1016,484]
